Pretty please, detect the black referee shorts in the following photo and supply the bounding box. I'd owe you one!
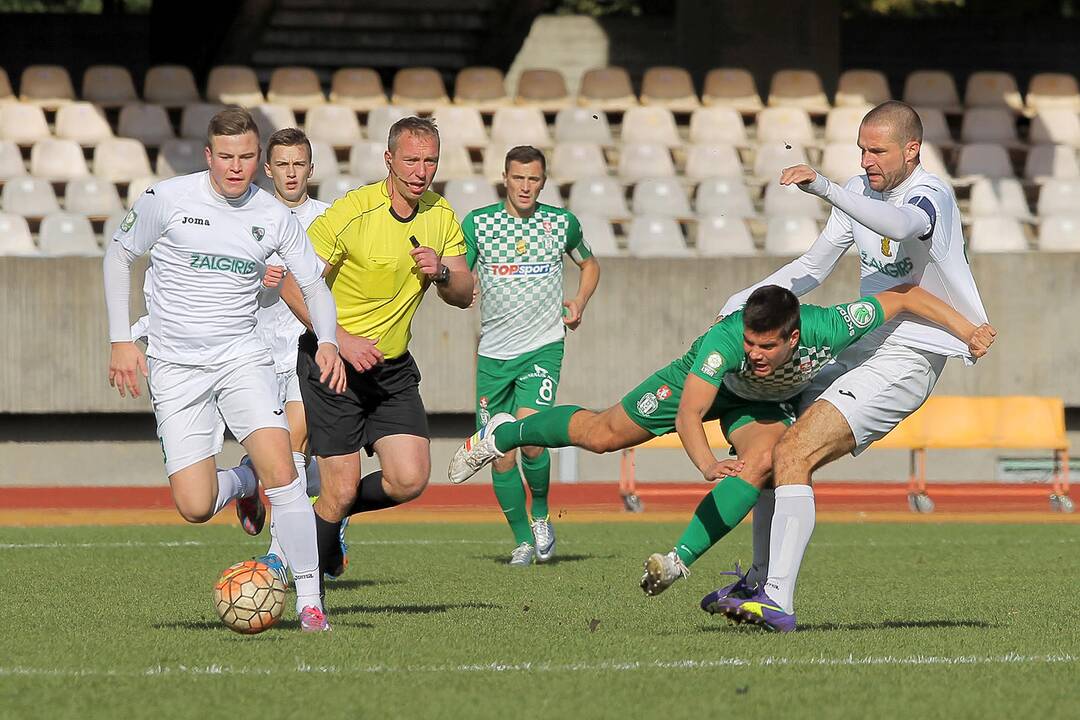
[297,332,430,457]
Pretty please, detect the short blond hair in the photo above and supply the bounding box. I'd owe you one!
[387,116,439,152]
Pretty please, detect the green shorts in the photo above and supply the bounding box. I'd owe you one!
[619,361,797,443]
[475,340,565,430]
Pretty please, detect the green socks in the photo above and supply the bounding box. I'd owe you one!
[675,476,760,566]
[521,450,551,519]
[493,405,582,453]
[491,466,533,545]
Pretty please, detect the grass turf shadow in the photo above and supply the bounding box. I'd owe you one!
[699,618,993,634]
[153,619,375,632]
[477,553,612,565]
[332,601,500,616]
[323,578,405,591]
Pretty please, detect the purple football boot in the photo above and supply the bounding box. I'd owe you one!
[700,562,755,614]
[722,587,796,633]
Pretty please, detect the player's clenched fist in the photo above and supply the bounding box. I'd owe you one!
[968,323,997,359]
[779,164,819,188]
[409,245,441,277]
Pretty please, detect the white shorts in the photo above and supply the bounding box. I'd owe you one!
[799,338,947,455]
[276,367,304,406]
[147,353,289,475]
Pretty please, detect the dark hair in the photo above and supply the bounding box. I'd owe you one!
[387,116,440,151]
[266,127,312,163]
[504,145,547,174]
[743,285,800,338]
[206,105,259,149]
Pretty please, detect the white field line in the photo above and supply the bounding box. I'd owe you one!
[0,653,1076,678]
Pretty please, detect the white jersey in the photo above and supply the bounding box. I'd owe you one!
[112,172,326,366]
[255,196,329,373]
[720,165,987,362]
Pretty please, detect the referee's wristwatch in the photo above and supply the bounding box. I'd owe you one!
[432,263,450,285]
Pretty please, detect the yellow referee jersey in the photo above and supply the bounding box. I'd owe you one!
[307,180,465,359]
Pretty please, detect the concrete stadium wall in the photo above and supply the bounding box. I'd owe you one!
[2,253,1078,414]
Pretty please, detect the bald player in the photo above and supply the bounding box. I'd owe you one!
[710,100,991,631]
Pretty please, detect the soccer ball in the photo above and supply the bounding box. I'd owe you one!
[213,560,287,634]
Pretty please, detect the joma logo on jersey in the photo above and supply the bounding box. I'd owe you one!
[181,216,210,226]
[189,253,257,275]
[490,263,553,277]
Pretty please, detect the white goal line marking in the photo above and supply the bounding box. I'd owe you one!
[1,653,1076,678]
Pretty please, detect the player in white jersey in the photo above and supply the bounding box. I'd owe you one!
[712,101,994,631]
[104,107,344,631]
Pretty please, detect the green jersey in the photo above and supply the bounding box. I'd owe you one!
[682,297,886,402]
[463,202,593,360]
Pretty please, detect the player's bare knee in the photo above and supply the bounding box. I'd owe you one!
[175,500,213,524]
[740,450,775,488]
[521,445,543,460]
[387,470,428,502]
[493,449,517,473]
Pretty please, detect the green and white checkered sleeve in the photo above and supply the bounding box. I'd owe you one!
[564,212,593,263]
[462,211,479,271]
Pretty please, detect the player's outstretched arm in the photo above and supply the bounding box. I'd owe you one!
[874,284,997,358]
[564,255,600,330]
[677,374,733,481]
[103,241,148,398]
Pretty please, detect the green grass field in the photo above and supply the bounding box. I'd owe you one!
[2,520,1078,719]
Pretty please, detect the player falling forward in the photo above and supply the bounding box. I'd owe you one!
[104,108,344,631]
[462,145,600,566]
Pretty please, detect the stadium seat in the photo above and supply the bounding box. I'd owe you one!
[206,65,264,106]
[702,68,763,114]
[753,142,809,182]
[550,142,608,185]
[903,70,962,114]
[915,107,955,149]
[824,106,871,144]
[19,65,75,108]
[82,65,138,108]
[432,105,488,148]
[617,143,675,183]
[964,71,1024,112]
[538,183,563,207]
[0,140,26,181]
[366,105,416,147]
[755,107,816,147]
[834,69,890,107]
[157,139,205,177]
[689,106,747,146]
[767,69,830,114]
[126,175,158,207]
[481,143,515,183]
[250,104,298,144]
[577,67,637,111]
[118,103,175,147]
[454,67,508,111]
[553,107,613,144]
[30,138,89,181]
[955,143,1015,180]
[180,103,226,139]
[490,106,552,148]
[316,175,361,203]
[640,66,699,111]
[1026,73,1080,113]
[620,106,681,148]
[968,178,1031,220]
[960,108,1022,148]
[0,103,51,145]
[442,177,499,220]
[764,182,825,219]
[515,69,570,111]
[64,176,124,217]
[305,104,363,149]
[39,211,100,256]
[631,177,691,217]
[308,140,338,182]
[696,215,757,256]
[433,143,475,182]
[2,177,59,217]
[626,216,690,257]
[1024,144,1080,184]
[55,102,114,146]
[267,67,325,111]
[1030,110,1080,147]
[0,68,13,103]
[568,176,629,219]
[347,141,387,183]
[695,177,756,218]
[575,212,620,256]
[1036,179,1080,217]
[968,216,1028,252]
[764,216,819,255]
[683,143,743,182]
[1037,214,1080,251]
[919,142,953,183]
[144,65,200,108]
[821,142,863,181]
[93,138,153,183]
[0,212,37,255]
[329,68,387,111]
[392,68,449,113]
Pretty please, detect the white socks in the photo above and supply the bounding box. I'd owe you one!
[264,453,320,571]
[747,488,775,587]
[264,476,323,614]
[211,464,257,516]
[304,454,322,496]
[763,485,815,614]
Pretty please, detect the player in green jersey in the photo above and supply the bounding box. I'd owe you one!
[449,284,994,593]
[462,146,601,566]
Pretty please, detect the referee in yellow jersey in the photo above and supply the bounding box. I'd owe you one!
[281,116,473,579]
